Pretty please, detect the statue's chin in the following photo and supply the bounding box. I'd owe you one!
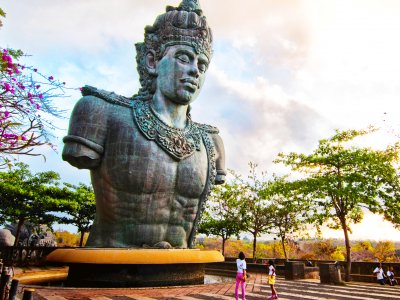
[171,90,199,106]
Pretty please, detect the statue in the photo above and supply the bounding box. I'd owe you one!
[62,0,226,249]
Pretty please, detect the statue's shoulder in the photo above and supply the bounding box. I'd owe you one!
[81,85,132,108]
[193,122,220,134]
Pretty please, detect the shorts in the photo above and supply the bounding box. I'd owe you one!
[268,275,276,285]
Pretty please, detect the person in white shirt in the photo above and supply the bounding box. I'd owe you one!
[373,263,385,285]
[235,252,247,300]
[387,266,398,286]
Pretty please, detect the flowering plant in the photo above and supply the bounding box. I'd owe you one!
[0,47,66,166]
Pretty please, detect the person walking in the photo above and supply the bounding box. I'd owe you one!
[267,259,278,300]
[235,252,247,300]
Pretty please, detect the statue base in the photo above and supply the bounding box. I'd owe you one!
[46,248,224,287]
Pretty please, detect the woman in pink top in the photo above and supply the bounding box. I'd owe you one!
[235,251,247,300]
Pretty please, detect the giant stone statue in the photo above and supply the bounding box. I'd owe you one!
[62,0,226,249]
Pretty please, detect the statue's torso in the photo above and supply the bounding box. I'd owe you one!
[62,92,224,248]
[81,100,208,248]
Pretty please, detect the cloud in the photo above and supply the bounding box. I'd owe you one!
[192,62,326,175]
[1,0,169,54]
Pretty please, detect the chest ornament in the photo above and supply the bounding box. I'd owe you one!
[133,100,203,161]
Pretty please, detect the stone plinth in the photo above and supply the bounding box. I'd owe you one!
[46,248,224,287]
[284,261,305,280]
[319,263,341,284]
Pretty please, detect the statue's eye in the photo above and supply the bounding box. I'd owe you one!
[177,54,190,63]
[198,62,208,73]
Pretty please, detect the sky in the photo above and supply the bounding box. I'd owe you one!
[1,0,400,241]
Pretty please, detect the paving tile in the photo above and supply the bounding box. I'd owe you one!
[24,273,400,300]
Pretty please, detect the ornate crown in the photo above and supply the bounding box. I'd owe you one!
[144,0,213,59]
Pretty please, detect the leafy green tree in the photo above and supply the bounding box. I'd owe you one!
[0,8,5,27]
[263,176,309,260]
[235,163,272,261]
[275,128,400,281]
[58,183,96,247]
[0,162,62,246]
[199,182,245,256]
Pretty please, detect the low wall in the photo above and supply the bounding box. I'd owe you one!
[223,258,400,283]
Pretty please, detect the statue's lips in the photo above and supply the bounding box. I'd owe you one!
[181,78,198,91]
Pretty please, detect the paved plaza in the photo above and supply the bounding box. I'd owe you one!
[27,273,400,300]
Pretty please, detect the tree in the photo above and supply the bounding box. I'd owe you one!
[0,162,63,246]
[373,241,396,262]
[352,241,374,262]
[198,182,245,256]
[275,128,400,281]
[263,176,309,260]
[380,175,400,229]
[1,9,67,167]
[236,163,272,261]
[0,8,5,28]
[58,183,96,247]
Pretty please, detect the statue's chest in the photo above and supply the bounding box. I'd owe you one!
[101,116,209,197]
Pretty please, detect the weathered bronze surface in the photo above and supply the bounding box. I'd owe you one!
[62,0,226,249]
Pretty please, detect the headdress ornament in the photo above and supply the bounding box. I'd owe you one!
[143,0,213,59]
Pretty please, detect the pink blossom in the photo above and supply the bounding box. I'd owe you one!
[35,85,41,89]
[48,76,54,81]
[3,82,11,92]
[38,94,43,100]
[33,68,38,72]
[36,104,40,110]
[4,111,9,118]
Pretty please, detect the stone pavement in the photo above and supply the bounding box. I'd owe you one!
[22,273,400,300]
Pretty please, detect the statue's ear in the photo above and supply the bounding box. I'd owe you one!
[146,50,157,76]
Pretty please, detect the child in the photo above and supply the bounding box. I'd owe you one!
[267,259,278,300]
[387,266,398,286]
[235,252,247,300]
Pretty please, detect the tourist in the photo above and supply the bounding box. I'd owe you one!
[373,263,385,285]
[387,266,398,286]
[267,259,278,299]
[235,251,247,300]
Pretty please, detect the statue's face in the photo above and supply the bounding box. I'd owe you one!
[155,44,209,105]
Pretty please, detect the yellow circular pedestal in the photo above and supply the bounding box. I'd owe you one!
[46,248,224,287]
[47,248,224,264]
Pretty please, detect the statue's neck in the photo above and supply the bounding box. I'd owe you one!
[151,96,188,129]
